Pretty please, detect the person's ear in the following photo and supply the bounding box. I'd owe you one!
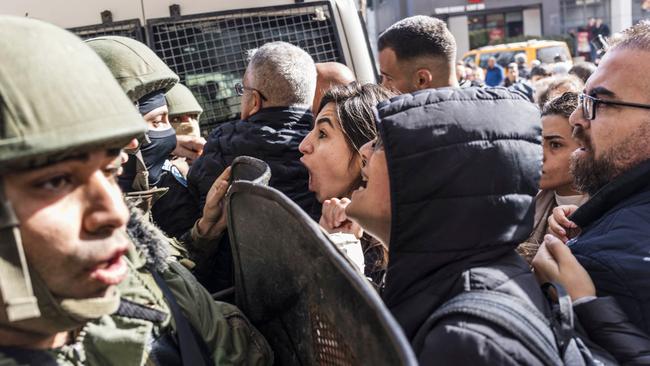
[250,91,263,115]
[415,69,433,90]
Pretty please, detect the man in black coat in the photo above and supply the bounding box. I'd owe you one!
[532,21,650,362]
[345,87,549,364]
[183,41,320,291]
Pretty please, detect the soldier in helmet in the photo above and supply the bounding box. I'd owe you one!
[166,83,204,139]
[86,36,205,240]
[0,16,271,365]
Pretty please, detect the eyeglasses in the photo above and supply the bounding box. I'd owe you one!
[579,93,650,120]
[234,82,267,101]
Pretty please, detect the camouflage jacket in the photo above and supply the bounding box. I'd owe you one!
[0,208,272,366]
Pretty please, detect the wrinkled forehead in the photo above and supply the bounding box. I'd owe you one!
[587,48,650,102]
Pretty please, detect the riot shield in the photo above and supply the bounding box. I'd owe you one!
[204,156,272,300]
[231,156,271,184]
[227,181,417,365]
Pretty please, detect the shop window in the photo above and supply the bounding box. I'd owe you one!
[468,11,523,50]
[560,0,611,35]
[505,12,523,38]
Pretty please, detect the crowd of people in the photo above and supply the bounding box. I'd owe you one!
[1,11,650,366]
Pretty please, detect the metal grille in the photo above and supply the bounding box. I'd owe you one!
[147,2,345,135]
[68,19,145,41]
[311,308,356,366]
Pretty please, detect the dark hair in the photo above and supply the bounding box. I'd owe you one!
[541,92,579,118]
[607,20,650,52]
[377,15,456,64]
[536,75,583,108]
[568,62,597,83]
[530,64,552,79]
[319,83,394,270]
[318,82,395,156]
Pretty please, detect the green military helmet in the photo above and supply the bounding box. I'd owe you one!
[0,16,145,330]
[86,36,179,102]
[166,83,203,119]
[0,21,146,175]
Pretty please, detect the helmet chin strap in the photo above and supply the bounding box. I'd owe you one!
[0,178,40,322]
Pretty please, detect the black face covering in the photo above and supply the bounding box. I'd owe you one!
[140,127,177,185]
[118,127,177,192]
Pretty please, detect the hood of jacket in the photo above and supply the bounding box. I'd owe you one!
[376,87,542,337]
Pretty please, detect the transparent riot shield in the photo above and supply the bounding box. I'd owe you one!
[227,181,417,365]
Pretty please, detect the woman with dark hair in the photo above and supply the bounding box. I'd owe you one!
[299,82,394,286]
[518,92,588,262]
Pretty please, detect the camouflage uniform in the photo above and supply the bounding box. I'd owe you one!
[0,16,272,365]
[87,36,203,243]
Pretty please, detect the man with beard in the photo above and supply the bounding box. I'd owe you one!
[536,20,650,335]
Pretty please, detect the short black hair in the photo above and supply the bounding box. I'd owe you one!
[530,64,552,79]
[378,16,456,64]
[318,82,395,154]
[541,92,578,119]
[569,62,597,83]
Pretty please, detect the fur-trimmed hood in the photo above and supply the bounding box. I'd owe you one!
[126,204,170,273]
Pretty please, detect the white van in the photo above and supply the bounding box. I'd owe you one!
[1,0,376,135]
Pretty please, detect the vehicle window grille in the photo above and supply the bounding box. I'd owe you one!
[68,19,145,42]
[147,2,345,136]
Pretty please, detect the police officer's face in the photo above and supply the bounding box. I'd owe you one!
[3,150,130,299]
[346,139,391,245]
[299,102,363,202]
[143,105,172,131]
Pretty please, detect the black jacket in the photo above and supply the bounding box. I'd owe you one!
[569,160,650,335]
[187,107,320,219]
[376,87,548,364]
[575,297,650,365]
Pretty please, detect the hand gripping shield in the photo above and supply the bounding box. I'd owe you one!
[226,179,417,365]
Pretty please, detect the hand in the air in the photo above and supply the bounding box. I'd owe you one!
[319,198,363,239]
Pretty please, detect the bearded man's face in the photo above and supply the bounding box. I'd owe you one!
[568,47,650,195]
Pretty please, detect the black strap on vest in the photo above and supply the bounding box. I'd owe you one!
[115,298,167,323]
[151,271,213,366]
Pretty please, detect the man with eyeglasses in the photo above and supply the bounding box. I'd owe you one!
[532,20,650,338]
[185,41,321,292]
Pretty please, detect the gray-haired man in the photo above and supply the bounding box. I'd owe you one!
[185,41,321,292]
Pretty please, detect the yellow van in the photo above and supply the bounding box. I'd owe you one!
[462,40,572,68]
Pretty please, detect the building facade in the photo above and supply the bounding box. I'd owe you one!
[369,0,650,57]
